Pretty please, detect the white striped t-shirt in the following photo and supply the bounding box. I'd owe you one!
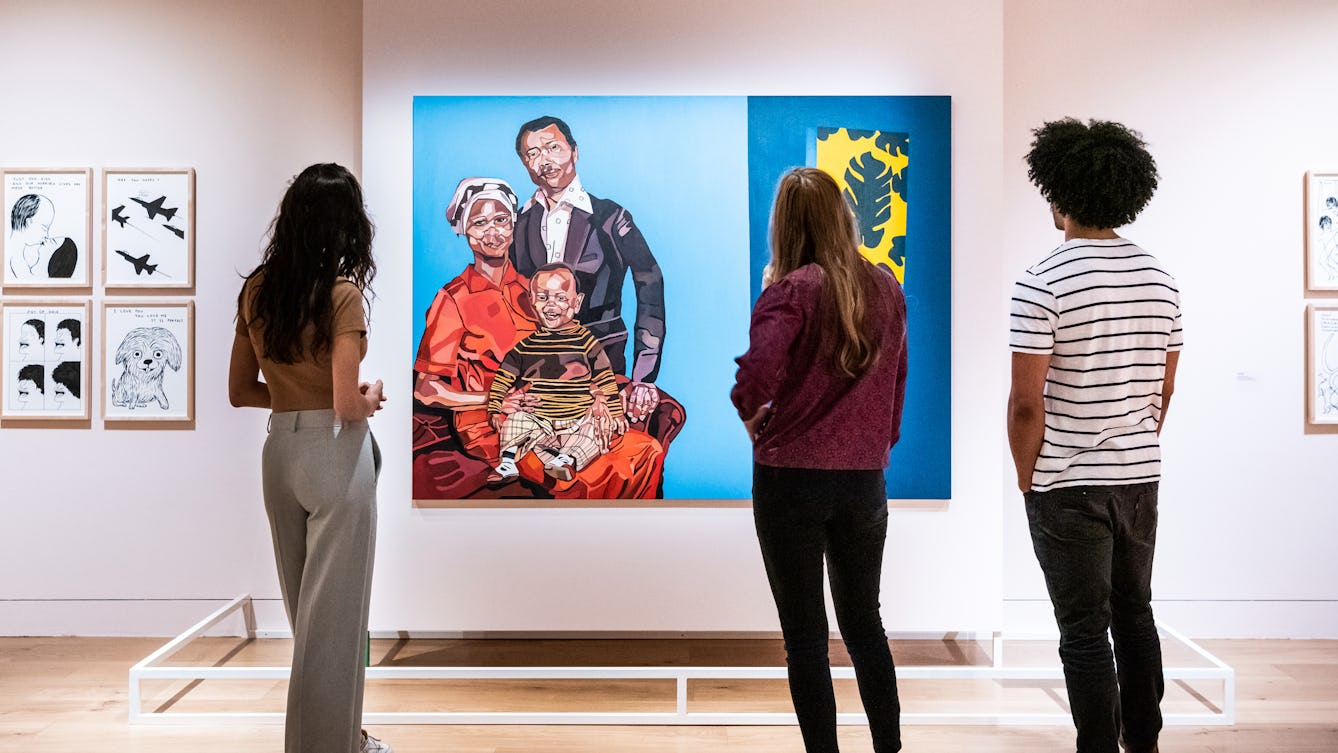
[1010,238,1183,492]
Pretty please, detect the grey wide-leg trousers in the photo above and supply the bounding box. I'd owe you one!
[262,409,381,753]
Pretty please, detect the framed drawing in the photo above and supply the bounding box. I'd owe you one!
[410,96,951,506]
[1307,304,1338,425]
[1307,170,1338,292]
[102,301,194,422]
[1,300,91,420]
[103,168,195,288]
[2,168,93,288]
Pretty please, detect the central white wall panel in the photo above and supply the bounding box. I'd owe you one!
[361,0,1007,632]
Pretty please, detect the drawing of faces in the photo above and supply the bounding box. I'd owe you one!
[1322,216,1338,276]
[52,318,82,361]
[9,194,54,243]
[16,319,45,360]
[50,361,80,409]
[7,195,56,279]
[15,364,43,408]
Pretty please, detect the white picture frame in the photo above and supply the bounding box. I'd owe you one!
[1,300,91,420]
[102,300,194,422]
[2,168,93,289]
[103,168,196,289]
[1307,304,1338,426]
[1306,170,1338,292]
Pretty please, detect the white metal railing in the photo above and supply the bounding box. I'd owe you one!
[129,595,1235,726]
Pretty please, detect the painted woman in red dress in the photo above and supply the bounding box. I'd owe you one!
[412,177,671,501]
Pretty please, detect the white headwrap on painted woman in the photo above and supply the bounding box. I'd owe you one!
[445,177,518,236]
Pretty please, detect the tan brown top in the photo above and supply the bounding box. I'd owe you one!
[236,275,368,413]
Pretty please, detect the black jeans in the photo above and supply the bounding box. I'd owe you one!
[752,463,901,753]
[1026,482,1165,753]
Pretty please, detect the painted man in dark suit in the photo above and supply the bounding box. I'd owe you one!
[511,116,665,422]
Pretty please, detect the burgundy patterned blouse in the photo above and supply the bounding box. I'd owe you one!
[731,262,908,470]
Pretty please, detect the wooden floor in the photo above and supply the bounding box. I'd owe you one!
[3,636,1337,752]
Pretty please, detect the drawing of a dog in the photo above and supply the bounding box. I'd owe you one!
[111,326,182,410]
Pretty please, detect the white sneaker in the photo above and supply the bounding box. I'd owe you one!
[543,453,575,481]
[488,456,519,484]
[361,730,393,753]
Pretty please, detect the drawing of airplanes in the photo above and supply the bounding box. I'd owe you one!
[111,205,130,228]
[130,195,178,222]
[162,223,185,239]
[115,250,159,276]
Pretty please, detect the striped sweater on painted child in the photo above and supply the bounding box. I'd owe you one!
[487,323,621,422]
[1010,238,1183,492]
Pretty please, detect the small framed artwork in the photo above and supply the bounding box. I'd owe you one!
[102,301,194,422]
[103,168,195,288]
[2,168,93,288]
[1,300,91,420]
[1306,170,1338,292]
[1308,304,1338,425]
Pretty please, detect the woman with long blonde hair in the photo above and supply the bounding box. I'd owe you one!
[732,167,909,753]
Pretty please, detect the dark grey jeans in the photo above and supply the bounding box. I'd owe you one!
[1026,482,1164,753]
[753,463,902,753]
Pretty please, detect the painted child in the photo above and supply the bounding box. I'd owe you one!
[487,262,625,482]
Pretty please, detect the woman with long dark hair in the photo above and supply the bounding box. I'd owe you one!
[732,167,909,753]
[228,163,390,753]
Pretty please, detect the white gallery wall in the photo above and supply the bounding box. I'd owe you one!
[3,0,1335,639]
[0,0,363,634]
[1001,0,1338,637]
[362,0,1007,633]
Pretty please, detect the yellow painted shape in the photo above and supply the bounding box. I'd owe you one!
[815,128,909,282]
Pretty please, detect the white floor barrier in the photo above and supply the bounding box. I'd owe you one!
[128,595,1235,726]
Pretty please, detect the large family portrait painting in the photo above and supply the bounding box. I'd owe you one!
[412,96,951,506]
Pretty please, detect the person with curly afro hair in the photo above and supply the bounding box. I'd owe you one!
[1008,118,1183,753]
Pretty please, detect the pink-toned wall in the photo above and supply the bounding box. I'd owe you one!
[1001,0,1338,636]
[0,0,362,635]
[4,0,1335,639]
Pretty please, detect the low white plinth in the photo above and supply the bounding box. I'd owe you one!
[129,595,1235,727]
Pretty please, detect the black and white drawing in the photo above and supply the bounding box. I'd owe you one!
[1309,305,1338,425]
[1307,172,1338,292]
[102,301,193,421]
[103,169,195,289]
[1,301,90,420]
[2,169,92,288]
[110,326,182,410]
[129,195,179,222]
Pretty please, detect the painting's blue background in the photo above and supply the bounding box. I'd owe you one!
[413,96,755,499]
[414,95,951,500]
[747,97,952,499]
